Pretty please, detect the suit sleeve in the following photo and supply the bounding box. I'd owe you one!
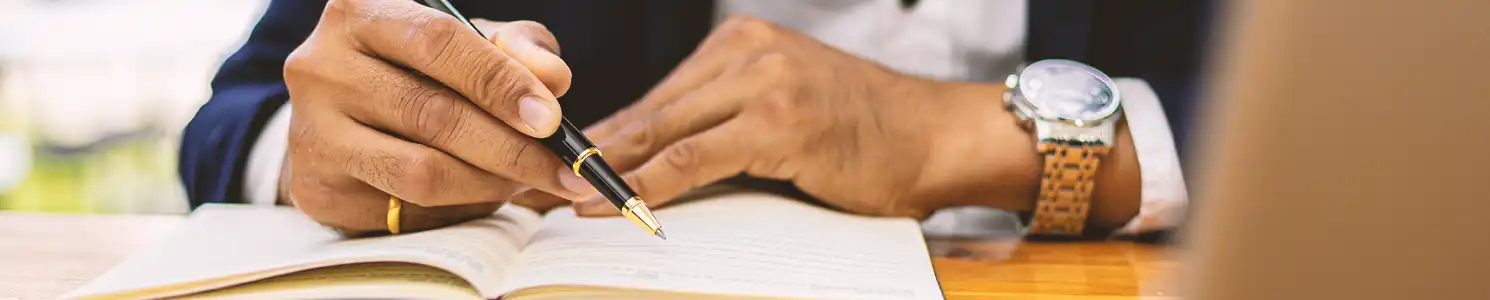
[178,0,327,209]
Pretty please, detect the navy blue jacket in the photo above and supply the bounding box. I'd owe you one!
[180,0,1213,223]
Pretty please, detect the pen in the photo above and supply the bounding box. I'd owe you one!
[420,0,665,240]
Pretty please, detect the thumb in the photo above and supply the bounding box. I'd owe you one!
[474,19,572,98]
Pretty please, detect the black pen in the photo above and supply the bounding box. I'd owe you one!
[421,0,665,240]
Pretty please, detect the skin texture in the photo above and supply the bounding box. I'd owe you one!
[928,83,1142,231]
[280,6,1142,236]
[516,16,1142,231]
[276,0,585,236]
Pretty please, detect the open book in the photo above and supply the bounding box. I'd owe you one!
[64,191,944,300]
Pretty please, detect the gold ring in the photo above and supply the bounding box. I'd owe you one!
[571,148,602,177]
[387,196,402,234]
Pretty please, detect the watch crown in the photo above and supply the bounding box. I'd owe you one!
[1003,90,1032,124]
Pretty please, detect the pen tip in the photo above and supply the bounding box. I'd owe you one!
[655,229,667,240]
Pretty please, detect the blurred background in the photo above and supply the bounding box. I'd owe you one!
[0,0,270,214]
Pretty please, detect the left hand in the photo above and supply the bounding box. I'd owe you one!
[517,16,1042,219]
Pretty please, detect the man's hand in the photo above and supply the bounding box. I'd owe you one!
[280,0,586,235]
[518,16,1047,219]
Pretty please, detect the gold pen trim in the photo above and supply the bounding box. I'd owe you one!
[571,148,603,177]
[620,196,663,236]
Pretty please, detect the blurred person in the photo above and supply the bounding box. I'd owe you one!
[181,0,1208,240]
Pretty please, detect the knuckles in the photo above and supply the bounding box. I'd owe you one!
[330,0,469,73]
[324,0,386,39]
[624,117,658,153]
[749,88,808,127]
[493,136,542,178]
[406,12,468,72]
[468,59,526,111]
[322,0,359,20]
[388,148,446,206]
[282,49,313,82]
[282,44,329,93]
[714,15,780,48]
[396,86,465,145]
[323,0,368,14]
[744,52,790,79]
[739,55,831,131]
[660,141,702,178]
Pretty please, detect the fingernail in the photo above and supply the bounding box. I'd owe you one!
[558,169,595,196]
[518,96,556,136]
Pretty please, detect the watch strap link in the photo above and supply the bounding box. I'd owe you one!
[1028,140,1110,236]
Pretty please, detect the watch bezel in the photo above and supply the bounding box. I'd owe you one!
[1004,59,1122,127]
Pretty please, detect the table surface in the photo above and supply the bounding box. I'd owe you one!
[0,211,1178,300]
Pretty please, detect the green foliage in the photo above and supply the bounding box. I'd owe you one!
[0,132,185,214]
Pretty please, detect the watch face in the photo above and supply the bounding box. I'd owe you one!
[1019,60,1119,122]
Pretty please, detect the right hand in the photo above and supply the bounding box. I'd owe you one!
[280,0,584,235]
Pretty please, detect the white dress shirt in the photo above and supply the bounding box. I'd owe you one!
[244,0,1188,237]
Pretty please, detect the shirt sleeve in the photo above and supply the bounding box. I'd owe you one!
[243,105,292,206]
[179,0,326,208]
[1112,78,1189,235]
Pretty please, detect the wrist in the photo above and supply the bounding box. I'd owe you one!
[911,80,1042,213]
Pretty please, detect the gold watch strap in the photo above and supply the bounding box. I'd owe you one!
[1028,140,1110,236]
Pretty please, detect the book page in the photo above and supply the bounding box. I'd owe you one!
[500,192,944,300]
[63,204,543,300]
[178,263,482,300]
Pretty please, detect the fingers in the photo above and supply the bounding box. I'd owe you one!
[294,180,502,236]
[333,54,584,199]
[322,115,521,207]
[474,19,571,97]
[286,110,516,233]
[591,57,782,172]
[398,200,505,233]
[335,1,562,137]
[575,118,765,216]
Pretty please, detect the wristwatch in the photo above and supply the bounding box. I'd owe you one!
[1003,59,1122,236]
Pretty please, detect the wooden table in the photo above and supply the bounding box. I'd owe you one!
[0,212,1177,300]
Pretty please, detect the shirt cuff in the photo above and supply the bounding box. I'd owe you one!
[1112,78,1189,235]
[243,105,292,206]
